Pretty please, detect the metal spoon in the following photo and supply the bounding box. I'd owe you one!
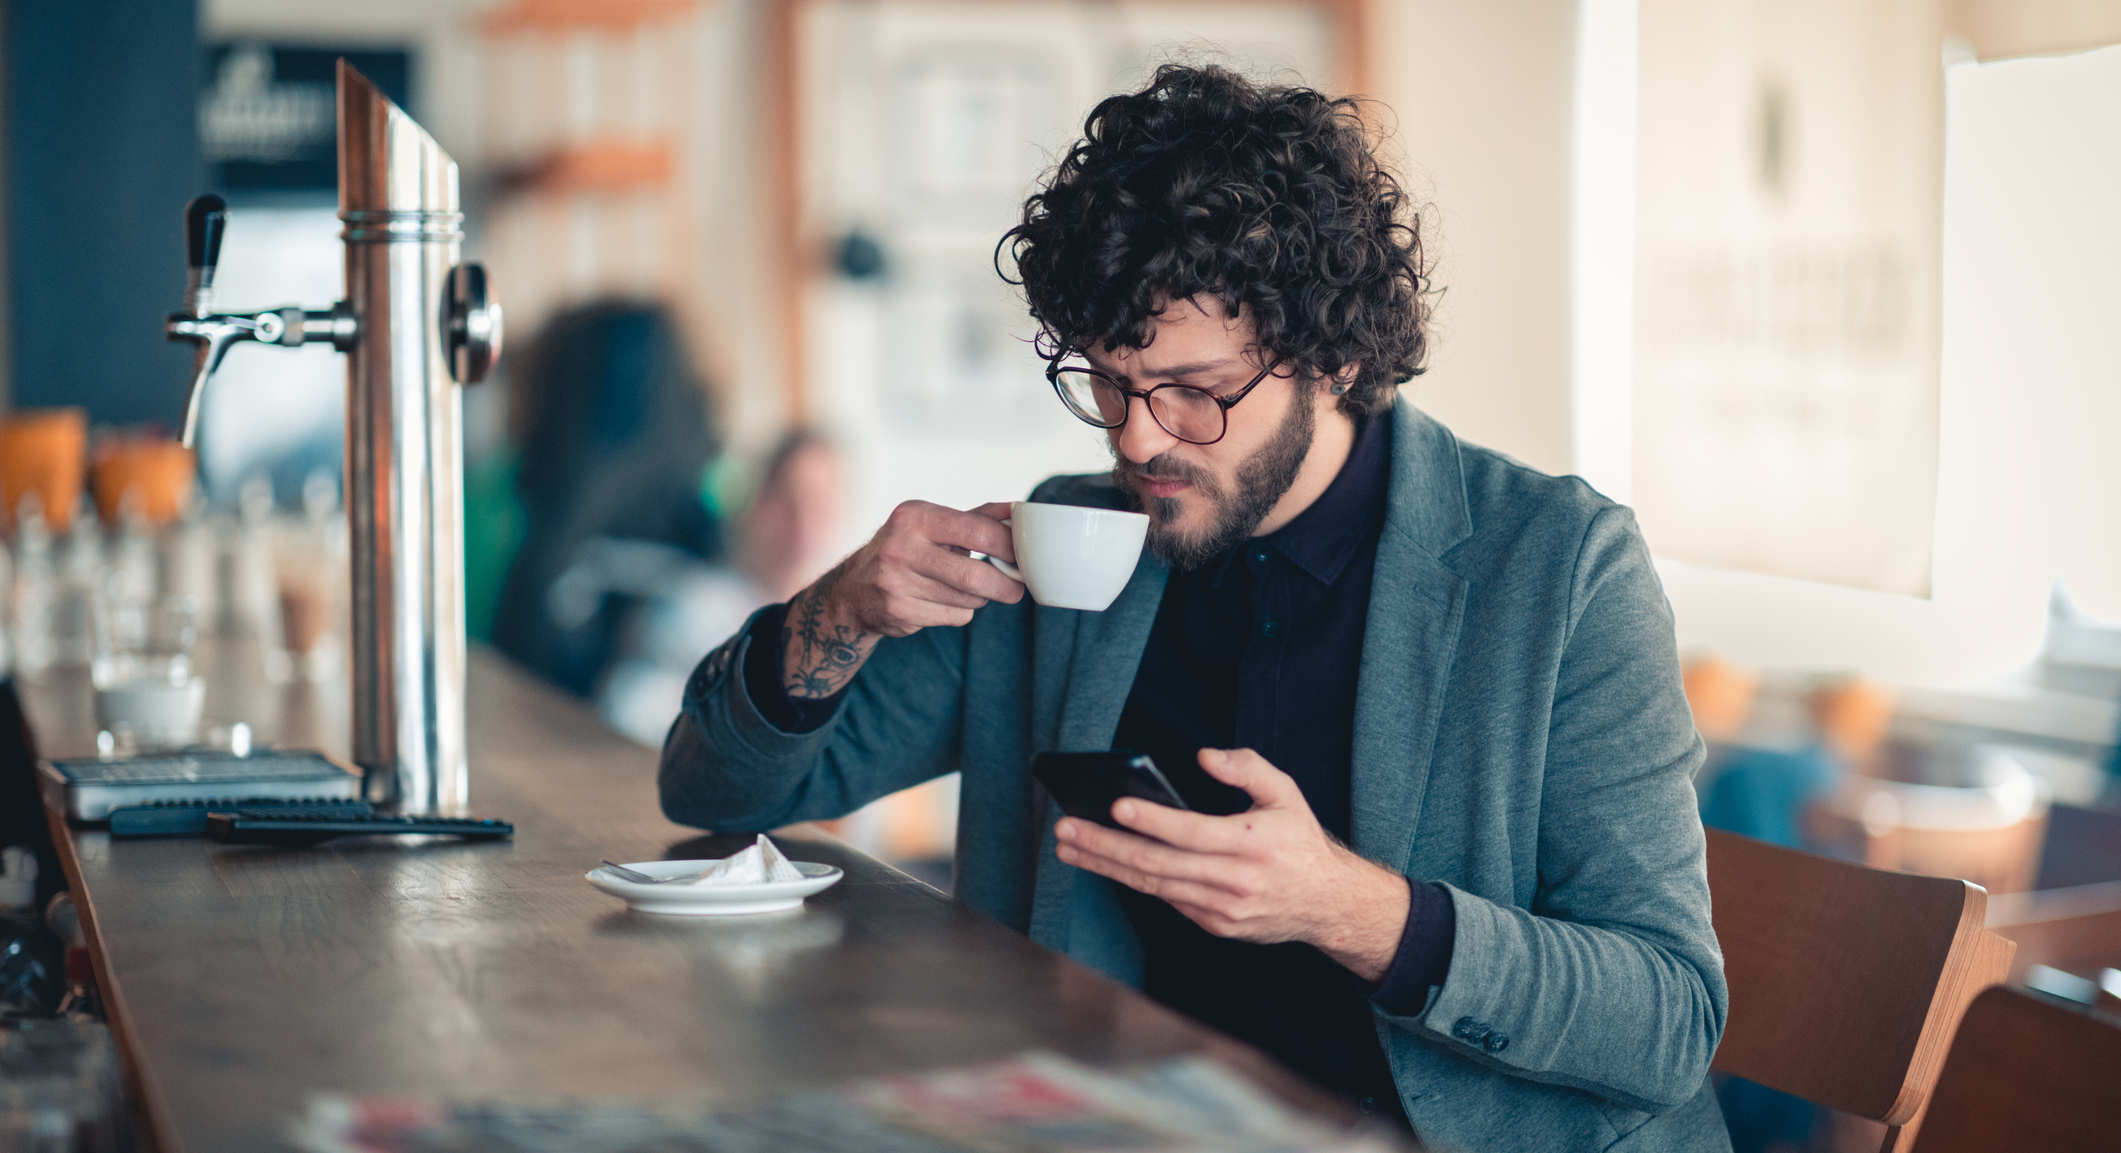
[599,860,705,885]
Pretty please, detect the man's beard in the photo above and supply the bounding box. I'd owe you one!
[1113,390,1316,571]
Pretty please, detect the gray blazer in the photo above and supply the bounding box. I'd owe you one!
[662,398,1732,1152]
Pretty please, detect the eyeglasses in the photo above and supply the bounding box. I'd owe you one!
[1046,357,1280,446]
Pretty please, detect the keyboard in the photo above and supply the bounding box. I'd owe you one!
[206,809,514,846]
[109,798,375,838]
[42,750,360,820]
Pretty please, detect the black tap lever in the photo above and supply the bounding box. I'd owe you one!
[184,194,227,316]
[165,194,357,447]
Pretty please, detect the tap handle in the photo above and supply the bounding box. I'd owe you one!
[184,194,228,314]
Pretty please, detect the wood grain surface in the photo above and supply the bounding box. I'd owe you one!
[30,645,1338,1153]
[1705,827,2015,1135]
[1907,985,2121,1153]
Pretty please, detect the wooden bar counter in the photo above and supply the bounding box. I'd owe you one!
[26,646,1325,1153]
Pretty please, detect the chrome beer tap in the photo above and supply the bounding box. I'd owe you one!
[164,64,502,814]
[167,194,359,446]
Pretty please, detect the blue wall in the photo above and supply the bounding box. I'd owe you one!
[5,0,200,427]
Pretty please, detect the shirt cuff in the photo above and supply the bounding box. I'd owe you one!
[1367,879,1456,1016]
[738,602,848,734]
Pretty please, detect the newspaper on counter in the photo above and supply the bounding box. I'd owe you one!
[286,1049,1413,1153]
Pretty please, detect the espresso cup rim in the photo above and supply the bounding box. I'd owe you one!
[1009,499,1149,523]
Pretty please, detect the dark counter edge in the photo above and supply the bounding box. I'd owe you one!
[46,803,173,1153]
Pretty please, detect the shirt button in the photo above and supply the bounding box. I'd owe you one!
[1253,547,1269,562]
[1359,1097,1377,1113]
[1261,620,1279,638]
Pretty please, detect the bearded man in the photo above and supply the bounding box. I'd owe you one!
[660,65,1730,1152]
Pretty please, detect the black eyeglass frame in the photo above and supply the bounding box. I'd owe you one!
[1044,356,1283,446]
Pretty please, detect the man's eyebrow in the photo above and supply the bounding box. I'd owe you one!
[1124,358,1239,380]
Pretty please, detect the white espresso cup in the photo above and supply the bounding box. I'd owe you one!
[982,501,1149,611]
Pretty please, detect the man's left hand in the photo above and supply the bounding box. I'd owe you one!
[1053,747,1411,983]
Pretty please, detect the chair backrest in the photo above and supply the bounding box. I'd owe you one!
[1706,828,2017,1132]
[1908,986,2121,1153]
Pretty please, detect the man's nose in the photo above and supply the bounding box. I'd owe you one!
[1112,395,1178,464]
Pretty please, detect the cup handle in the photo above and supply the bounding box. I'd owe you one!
[980,517,1023,582]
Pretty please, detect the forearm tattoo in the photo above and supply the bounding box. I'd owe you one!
[781,563,880,699]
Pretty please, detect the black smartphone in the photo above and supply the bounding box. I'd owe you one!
[1030,750,1191,829]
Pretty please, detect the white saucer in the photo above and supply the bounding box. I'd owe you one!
[586,859,844,916]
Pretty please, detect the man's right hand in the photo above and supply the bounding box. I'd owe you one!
[780,501,1023,699]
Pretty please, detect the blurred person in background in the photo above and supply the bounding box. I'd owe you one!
[661,65,1725,1150]
[734,431,847,605]
[489,300,724,699]
[600,431,845,745]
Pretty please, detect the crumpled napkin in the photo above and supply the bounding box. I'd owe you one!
[687,834,806,886]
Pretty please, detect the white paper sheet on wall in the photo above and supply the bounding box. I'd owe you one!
[1630,0,1944,597]
[1940,45,2121,622]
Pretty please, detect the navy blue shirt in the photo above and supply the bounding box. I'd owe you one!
[742,413,1452,1124]
[1108,413,1448,1129]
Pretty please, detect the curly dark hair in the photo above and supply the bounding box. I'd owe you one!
[999,64,1429,415]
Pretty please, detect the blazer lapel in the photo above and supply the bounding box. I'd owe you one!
[1351,400,1472,869]
[1028,555,1168,958]
[1053,556,1168,750]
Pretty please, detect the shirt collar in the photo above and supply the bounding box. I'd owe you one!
[1206,411,1391,588]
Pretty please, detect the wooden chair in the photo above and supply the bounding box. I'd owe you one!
[1907,986,2121,1153]
[1706,828,2017,1151]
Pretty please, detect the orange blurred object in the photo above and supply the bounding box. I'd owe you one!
[0,408,89,532]
[1682,654,1760,743]
[1810,675,1898,765]
[91,434,197,525]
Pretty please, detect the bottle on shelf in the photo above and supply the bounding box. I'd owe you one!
[10,493,56,679]
[106,489,158,610]
[49,494,103,668]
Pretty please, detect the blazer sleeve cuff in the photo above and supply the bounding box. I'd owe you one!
[1369,881,1531,1062]
[1404,882,1533,1053]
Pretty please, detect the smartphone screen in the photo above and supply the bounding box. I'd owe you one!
[1030,750,1192,829]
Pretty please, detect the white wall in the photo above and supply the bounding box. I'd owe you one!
[1363,0,1580,478]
